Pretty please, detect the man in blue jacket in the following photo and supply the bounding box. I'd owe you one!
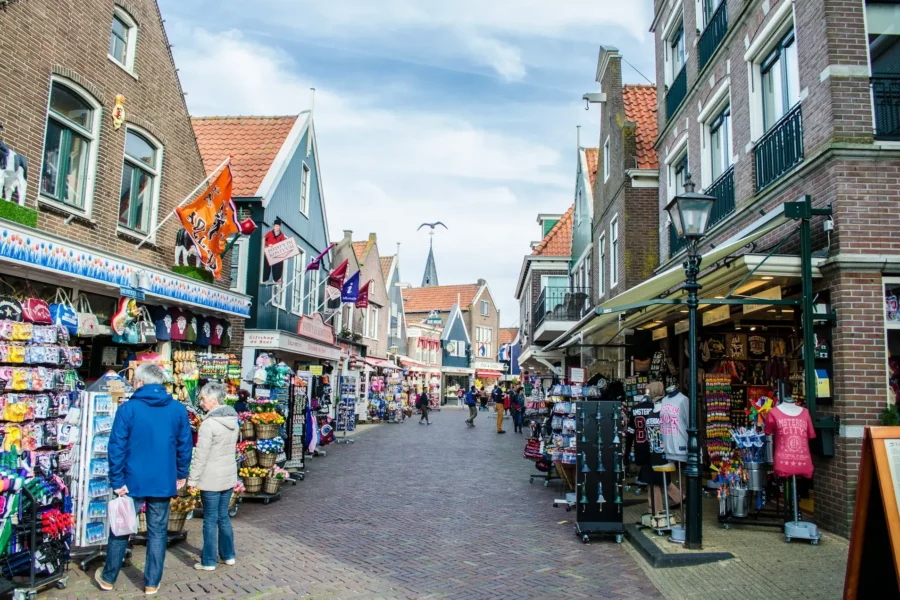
[95,363,193,596]
[465,385,478,427]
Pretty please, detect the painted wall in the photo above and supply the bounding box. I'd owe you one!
[386,259,408,356]
[441,310,470,369]
[571,149,594,274]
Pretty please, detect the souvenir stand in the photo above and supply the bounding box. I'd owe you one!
[384,371,406,423]
[283,370,311,476]
[336,374,357,444]
[367,374,388,422]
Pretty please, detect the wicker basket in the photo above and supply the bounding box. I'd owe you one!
[243,449,258,467]
[263,477,282,495]
[243,476,263,494]
[257,452,277,468]
[138,512,147,534]
[240,421,255,438]
[176,483,190,497]
[168,511,190,532]
[255,423,278,439]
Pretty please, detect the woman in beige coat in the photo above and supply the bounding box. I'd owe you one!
[189,382,239,571]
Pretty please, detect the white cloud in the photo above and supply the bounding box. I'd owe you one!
[463,35,526,81]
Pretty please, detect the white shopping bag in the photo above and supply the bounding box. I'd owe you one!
[109,496,138,536]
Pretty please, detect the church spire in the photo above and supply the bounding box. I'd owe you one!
[422,239,439,287]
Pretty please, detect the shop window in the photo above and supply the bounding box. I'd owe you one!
[300,163,310,215]
[40,81,100,213]
[760,30,800,131]
[610,216,619,287]
[109,8,137,73]
[291,250,306,315]
[598,234,606,298]
[118,129,162,235]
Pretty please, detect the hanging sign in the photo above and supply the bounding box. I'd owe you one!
[702,305,730,326]
[297,313,336,345]
[119,286,145,301]
[674,320,689,335]
[743,286,783,314]
[652,326,668,340]
[568,367,586,384]
[309,365,324,376]
[264,237,300,266]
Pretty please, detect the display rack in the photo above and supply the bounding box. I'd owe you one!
[284,371,310,473]
[336,374,357,444]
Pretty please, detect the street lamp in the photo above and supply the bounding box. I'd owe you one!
[664,175,716,550]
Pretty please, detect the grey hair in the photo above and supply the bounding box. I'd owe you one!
[134,363,167,386]
[199,382,226,405]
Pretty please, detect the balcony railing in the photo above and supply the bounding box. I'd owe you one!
[533,286,590,331]
[754,103,803,192]
[706,165,735,228]
[698,0,728,72]
[872,75,900,140]
[666,66,687,119]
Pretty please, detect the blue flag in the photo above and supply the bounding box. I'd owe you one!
[342,271,360,303]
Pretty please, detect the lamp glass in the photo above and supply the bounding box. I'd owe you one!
[665,197,684,237]
[678,197,715,237]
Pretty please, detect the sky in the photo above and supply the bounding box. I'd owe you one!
[160,0,657,327]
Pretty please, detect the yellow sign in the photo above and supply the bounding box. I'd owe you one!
[702,305,731,326]
[310,365,324,376]
[674,320,689,335]
[652,327,668,340]
[816,369,831,398]
[743,287,783,314]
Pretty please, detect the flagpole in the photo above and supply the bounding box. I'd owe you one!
[135,155,232,250]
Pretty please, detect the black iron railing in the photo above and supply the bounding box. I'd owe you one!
[699,0,728,72]
[872,75,900,140]
[533,286,591,330]
[666,66,687,119]
[754,103,803,192]
[706,165,735,228]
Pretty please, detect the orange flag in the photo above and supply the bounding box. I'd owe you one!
[175,166,240,279]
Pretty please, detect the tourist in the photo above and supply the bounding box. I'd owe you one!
[189,382,239,572]
[465,385,478,426]
[417,389,432,425]
[491,385,503,410]
[95,363,193,596]
[511,387,525,433]
[495,387,506,434]
[479,386,488,411]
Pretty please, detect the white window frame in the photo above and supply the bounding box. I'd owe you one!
[229,237,248,293]
[371,306,380,340]
[108,6,138,75]
[664,134,690,202]
[39,78,102,218]
[603,136,611,182]
[306,268,319,315]
[117,125,163,238]
[662,4,686,86]
[476,326,492,359]
[610,216,619,288]
[481,300,489,316]
[698,81,733,189]
[272,258,288,310]
[348,305,355,334]
[291,250,306,315]
[300,162,310,216]
[363,305,371,338]
[745,2,798,142]
[584,253,592,294]
[598,233,606,298]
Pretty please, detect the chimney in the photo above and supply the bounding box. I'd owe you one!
[477,278,486,286]
[342,230,353,243]
[368,232,377,244]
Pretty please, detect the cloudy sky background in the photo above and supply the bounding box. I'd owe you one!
[160,0,656,326]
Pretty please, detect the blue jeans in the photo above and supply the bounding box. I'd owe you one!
[102,497,169,588]
[200,490,235,567]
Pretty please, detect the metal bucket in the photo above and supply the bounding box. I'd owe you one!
[730,488,750,518]
[765,435,775,464]
[745,462,767,492]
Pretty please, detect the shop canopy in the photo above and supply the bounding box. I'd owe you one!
[401,356,427,369]
[476,370,504,378]
[366,357,398,371]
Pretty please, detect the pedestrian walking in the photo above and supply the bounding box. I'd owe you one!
[95,363,193,596]
[479,386,488,411]
[495,387,506,434]
[465,385,478,426]
[503,387,512,419]
[189,382,239,572]
[417,390,432,425]
[511,387,525,433]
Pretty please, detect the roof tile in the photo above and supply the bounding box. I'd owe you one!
[532,204,574,257]
[380,256,394,281]
[352,242,369,261]
[584,148,599,188]
[499,328,518,345]
[622,85,659,170]
[402,284,480,313]
[192,116,298,197]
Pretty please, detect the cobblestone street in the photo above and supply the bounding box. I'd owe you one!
[47,408,661,599]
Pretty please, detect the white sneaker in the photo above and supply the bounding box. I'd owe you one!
[223,558,236,566]
[194,564,216,571]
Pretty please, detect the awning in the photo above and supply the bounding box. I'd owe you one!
[476,370,503,378]
[366,357,398,371]
[244,330,342,361]
[441,367,474,375]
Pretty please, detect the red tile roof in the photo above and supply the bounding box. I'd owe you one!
[532,204,574,256]
[381,256,394,281]
[352,242,369,261]
[402,284,481,313]
[623,85,658,170]
[584,147,599,188]
[499,328,518,345]
[192,116,298,197]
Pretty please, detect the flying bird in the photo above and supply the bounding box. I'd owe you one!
[417,222,448,231]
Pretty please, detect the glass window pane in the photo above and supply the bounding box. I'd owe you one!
[118,163,134,227]
[131,169,152,232]
[110,16,128,64]
[41,121,63,198]
[125,131,156,168]
[63,132,90,208]
[49,85,92,129]
[784,38,800,109]
[711,127,723,179]
[761,60,783,129]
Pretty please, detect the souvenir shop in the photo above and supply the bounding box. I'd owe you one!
[362,357,401,422]
[401,365,441,411]
[441,367,472,406]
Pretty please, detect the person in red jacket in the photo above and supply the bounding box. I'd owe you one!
[263,218,286,283]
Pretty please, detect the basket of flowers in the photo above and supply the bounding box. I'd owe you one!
[264,466,289,494]
[230,480,245,510]
[251,411,285,440]
[168,495,196,532]
[239,412,255,438]
[237,440,257,467]
[255,437,284,468]
[137,502,148,533]
[239,467,268,493]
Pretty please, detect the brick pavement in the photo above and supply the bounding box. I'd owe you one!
[44,408,663,599]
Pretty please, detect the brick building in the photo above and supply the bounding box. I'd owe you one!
[0,0,250,373]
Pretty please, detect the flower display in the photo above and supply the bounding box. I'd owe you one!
[250,411,285,425]
[255,438,284,454]
[236,440,256,454]
[239,467,268,479]
[269,466,289,481]
[233,480,246,494]
[237,411,253,425]
[249,399,279,413]
[170,496,196,513]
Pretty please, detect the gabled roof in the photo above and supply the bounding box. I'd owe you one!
[441,304,471,344]
[623,85,659,170]
[532,204,574,257]
[584,147,599,188]
[192,116,298,197]
[352,242,370,261]
[499,328,518,345]
[381,256,394,281]
[402,284,480,313]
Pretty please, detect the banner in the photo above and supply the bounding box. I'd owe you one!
[175,166,240,279]
[264,237,300,266]
[341,271,360,303]
[306,242,336,273]
[328,259,349,290]
[355,280,371,309]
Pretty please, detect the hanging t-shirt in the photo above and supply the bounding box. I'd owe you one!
[209,318,224,346]
[646,403,667,466]
[169,308,189,341]
[626,396,655,466]
[149,306,172,342]
[660,392,689,462]
[184,312,198,343]
[195,316,212,346]
[765,405,816,478]
[219,322,231,348]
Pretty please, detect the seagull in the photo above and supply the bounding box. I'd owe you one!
[417,222,448,231]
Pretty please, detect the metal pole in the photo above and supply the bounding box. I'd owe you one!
[684,240,704,549]
[799,198,818,423]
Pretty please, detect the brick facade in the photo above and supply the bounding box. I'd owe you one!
[468,281,501,362]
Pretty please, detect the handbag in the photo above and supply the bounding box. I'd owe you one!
[75,295,100,338]
[0,280,22,322]
[21,283,52,324]
[633,358,651,373]
[112,321,140,345]
[138,307,156,344]
[49,289,78,335]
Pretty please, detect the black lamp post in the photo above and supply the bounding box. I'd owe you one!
[664,175,716,550]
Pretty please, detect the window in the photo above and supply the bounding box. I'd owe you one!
[671,152,689,196]
[709,105,732,180]
[610,217,619,287]
[333,306,343,334]
[118,129,161,234]
[229,237,248,293]
[300,163,310,215]
[760,30,800,131]
[41,82,99,212]
[306,268,319,315]
[671,25,686,80]
[481,300,489,316]
[603,136,611,182]
[476,326,493,359]
[598,234,606,297]
[291,250,306,315]
[272,260,287,310]
[371,307,380,340]
[108,8,137,72]
[348,305,355,333]
[363,306,371,338]
[541,275,568,291]
[702,0,724,28]
[585,254,592,293]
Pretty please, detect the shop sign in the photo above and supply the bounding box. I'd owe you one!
[568,367,586,384]
[472,361,506,371]
[264,237,300,266]
[743,287,782,314]
[297,313,335,345]
[674,320,689,335]
[652,326,668,340]
[309,365,324,376]
[702,305,730,326]
[245,330,342,361]
[119,286,145,301]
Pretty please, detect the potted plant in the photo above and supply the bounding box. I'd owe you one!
[239,466,268,494]
[264,465,289,494]
[339,328,352,339]
[250,411,285,439]
[255,437,284,468]
[237,440,257,467]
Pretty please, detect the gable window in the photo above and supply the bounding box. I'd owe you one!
[41,82,100,212]
[709,105,732,180]
[598,234,606,297]
[761,30,800,131]
[610,217,619,287]
[118,129,161,234]
[603,136,611,182]
[481,300,489,316]
[291,250,306,315]
[109,8,138,73]
[300,163,310,215]
[229,237,248,294]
